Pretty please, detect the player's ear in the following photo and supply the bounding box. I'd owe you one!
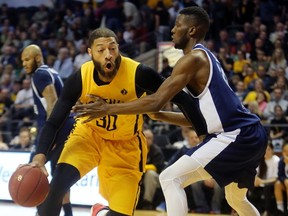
[35,54,42,65]
[88,48,92,57]
[188,26,197,36]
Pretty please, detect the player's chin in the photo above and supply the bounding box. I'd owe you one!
[104,70,117,78]
[26,70,33,74]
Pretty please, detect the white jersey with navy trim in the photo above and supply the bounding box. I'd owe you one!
[31,65,63,127]
[184,44,259,134]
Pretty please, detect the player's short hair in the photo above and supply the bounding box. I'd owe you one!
[179,6,210,38]
[88,28,118,47]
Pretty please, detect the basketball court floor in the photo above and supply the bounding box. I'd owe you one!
[0,201,231,216]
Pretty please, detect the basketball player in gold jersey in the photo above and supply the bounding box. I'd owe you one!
[29,28,193,216]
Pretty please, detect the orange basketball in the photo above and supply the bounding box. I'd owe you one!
[8,165,49,207]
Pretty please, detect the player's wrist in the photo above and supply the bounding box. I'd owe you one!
[106,104,112,115]
[32,154,46,166]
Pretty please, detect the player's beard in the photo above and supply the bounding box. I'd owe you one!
[92,56,121,79]
[29,59,38,74]
[174,31,190,50]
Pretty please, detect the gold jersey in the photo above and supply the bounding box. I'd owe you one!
[79,57,144,140]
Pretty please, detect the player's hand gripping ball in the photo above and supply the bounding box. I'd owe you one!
[8,165,49,207]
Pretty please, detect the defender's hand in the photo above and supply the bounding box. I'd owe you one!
[72,94,108,123]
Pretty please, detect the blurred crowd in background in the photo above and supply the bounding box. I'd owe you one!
[1,0,288,215]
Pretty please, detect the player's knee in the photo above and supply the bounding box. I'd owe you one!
[159,166,175,187]
[159,167,168,183]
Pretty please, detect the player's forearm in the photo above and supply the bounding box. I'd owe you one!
[107,96,162,115]
[148,111,192,127]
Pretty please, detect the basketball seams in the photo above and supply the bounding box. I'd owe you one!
[8,165,49,207]
[14,165,33,205]
[22,167,42,206]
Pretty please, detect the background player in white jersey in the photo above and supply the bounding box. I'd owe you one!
[21,45,74,216]
[73,7,268,216]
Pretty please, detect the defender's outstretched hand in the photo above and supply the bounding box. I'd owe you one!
[72,94,108,123]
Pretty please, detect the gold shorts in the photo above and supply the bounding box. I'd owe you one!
[58,123,147,215]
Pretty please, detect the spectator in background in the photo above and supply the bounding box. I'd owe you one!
[247,101,262,119]
[274,143,288,215]
[9,126,33,151]
[268,48,287,75]
[248,142,279,216]
[214,29,231,54]
[31,4,49,23]
[160,57,173,78]
[3,63,16,82]
[171,126,194,149]
[120,0,141,29]
[0,45,16,66]
[209,0,232,40]
[11,78,34,134]
[235,0,255,25]
[53,47,74,82]
[243,64,258,89]
[168,1,183,29]
[73,43,90,72]
[66,40,77,61]
[122,24,139,57]
[153,1,171,42]
[263,87,288,121]
[233,50,250,79]
[269,22,286,45]
[242,22,256,46]
[140,128,166,210]
[81,6,98,34]
[0,131,9,150]
[270,75,288,101]
[269,105,288,154]
[11,78,33,116]
[251,49,269,72]
[217,46,234,79]
[139,0,155,33]
[255,65,273,93]
[243,78,270,107]
[234,80,247,102]
[46,54,57,68]
[0,4,13,25]
[10,79,22,102]
[229,73,241,92]
[250,38,268,62]
[257,0,279,31]
[101,0,125,32]
[17,31,32,51]
[230,31,251,56]
[258,30,274,58]
[0,88,14,135]
[256,91,268,119]
[63,8,76,31]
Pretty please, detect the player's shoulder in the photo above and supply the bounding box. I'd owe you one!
[34,66,49,77]
[80,60,94,72]
[176,51,203,67]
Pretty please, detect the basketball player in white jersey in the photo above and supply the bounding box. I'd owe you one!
[73,6,268,216]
